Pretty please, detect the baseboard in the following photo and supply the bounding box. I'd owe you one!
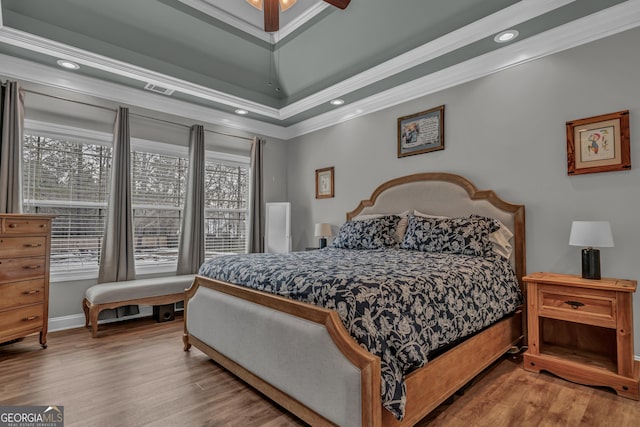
[49,306,154,333]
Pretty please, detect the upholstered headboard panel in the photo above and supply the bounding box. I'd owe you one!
[346,173,526,283]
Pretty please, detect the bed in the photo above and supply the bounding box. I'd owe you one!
[183,172,526,427]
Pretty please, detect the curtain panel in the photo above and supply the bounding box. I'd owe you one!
[0,81,25,213]
[177,124,205,274]
[249,137,265,253]
[99,107,136,284]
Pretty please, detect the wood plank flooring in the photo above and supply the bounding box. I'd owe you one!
[1,315,639,426]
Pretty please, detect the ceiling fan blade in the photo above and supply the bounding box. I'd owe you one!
[264,0,279,32]
[323,0,350,9]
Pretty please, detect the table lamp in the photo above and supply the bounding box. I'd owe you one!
[314,223,332,249]
[569,221,614,280]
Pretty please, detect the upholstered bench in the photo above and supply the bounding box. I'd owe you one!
[82,274,196,337]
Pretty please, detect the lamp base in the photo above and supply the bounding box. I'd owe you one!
[581,248,601,280]
[318,237,327,249]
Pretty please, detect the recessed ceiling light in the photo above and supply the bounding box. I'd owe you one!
[330,99,345,106]
[494,30,519,43]
[56,59,80,70]
[235,109,249,115]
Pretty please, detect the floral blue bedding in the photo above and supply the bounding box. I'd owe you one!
[198,247,522,420]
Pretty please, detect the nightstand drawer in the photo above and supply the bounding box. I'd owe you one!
[2,218,50,234]
[538,284,616,328]
[0,304,44,337]
[0,279,46,311]
[0,237,46,258]
[0,257,46,282]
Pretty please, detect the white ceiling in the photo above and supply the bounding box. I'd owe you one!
[1,0,639,140]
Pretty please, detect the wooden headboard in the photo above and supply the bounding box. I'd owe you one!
[346,172,526,285]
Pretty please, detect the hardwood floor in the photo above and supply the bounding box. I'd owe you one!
[1,316,638,426]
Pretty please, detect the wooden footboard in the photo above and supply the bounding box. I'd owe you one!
[183,275,523,427]
[183,275,382,427]
[383,309,523,427]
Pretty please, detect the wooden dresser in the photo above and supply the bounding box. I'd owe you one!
[0,214,54,348]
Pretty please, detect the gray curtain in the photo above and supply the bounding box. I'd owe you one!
[177,124,205,275]
[0,81,24,213]
[98,107,136,284]
[249,137,264,253]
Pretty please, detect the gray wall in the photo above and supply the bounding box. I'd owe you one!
[286,28,640,351]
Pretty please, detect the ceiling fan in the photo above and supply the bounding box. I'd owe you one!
[247,0,351,32]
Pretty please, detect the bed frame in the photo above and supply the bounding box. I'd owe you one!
[183,172,526,427]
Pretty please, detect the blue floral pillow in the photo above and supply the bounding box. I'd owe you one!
[332,215,401,249]
[400,215,500,256]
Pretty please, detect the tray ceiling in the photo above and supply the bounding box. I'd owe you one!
[0,0,638,139]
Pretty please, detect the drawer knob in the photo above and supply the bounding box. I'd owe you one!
[564,300,585,309]
[23,289,41,295]
[23,315,40,321]
[24,265,42,270]
[8,223,17,228]
[25,243,43,248]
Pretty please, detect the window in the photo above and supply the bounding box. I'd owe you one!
[204,161,249,257]
[23,122,251,278]
[131,146,187,271]
[23,133,111,274]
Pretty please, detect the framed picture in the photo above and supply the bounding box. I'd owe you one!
[566,110,631,175]
[315,167,334,199]
[397,105,445,158]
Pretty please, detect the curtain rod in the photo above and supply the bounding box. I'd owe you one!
[22,88,255,142]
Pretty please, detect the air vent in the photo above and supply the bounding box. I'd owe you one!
[144,83,174,96]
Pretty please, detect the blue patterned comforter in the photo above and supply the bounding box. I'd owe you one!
[198,247,522,420]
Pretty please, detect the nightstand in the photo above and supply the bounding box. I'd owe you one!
[523,272,640,399]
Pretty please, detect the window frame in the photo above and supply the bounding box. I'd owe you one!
[23,120,251,282]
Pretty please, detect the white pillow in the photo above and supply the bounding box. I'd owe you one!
[353,211,410,243]
[413,210,513,259]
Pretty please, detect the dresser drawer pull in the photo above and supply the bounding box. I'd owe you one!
[22,289,41,295]
[564,300,585,309]
[22,315,40,321]
[8,223,17,228]
[24,265,42,270]
[25,243,43,248]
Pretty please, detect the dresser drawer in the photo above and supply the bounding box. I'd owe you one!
[0,237,46,258]
[0,257,46,282]
[0,304,44,338]
[0,279,45,311]
[2,218,50,234]
[538,284,616,328]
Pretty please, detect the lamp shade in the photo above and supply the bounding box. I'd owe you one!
[569,221,614,248]
[314,223,332,238]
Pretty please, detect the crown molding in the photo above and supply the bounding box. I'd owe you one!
[285,0,640,138]
[0,26,281,119]
[280,0,576,118]
[0,0,575,123]
[175,0,329,44]
[3,0,639,140]
[0,54,288,139]
[176,0,272,43]
[272,1,330,43]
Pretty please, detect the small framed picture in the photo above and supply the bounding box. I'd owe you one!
[397,105,445,158]
[315,167,334,199]
[566,110,631,175]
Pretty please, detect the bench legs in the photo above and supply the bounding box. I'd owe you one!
[82,298,100,338]
[81,292,185,338]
